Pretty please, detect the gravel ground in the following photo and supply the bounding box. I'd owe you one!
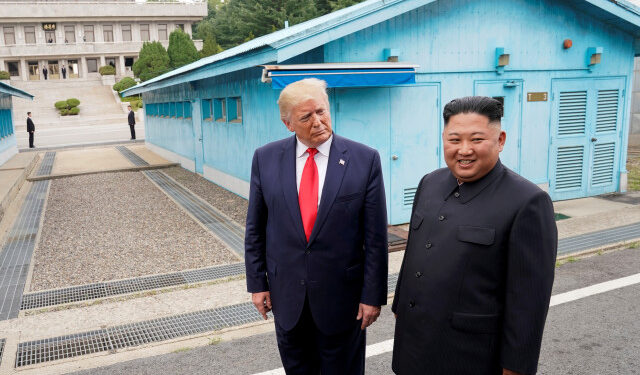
[163,167,248,226]
[30,171,237,291]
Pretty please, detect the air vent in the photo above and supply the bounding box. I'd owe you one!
[558,91,587,136]
[596,90,618,133]
[555,146,584,190]
[591,143,615,186]
[403,187,417,207]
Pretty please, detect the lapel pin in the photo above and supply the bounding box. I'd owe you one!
[339,159,345,165]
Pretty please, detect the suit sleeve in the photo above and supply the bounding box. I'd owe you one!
[501,191,558,375]
[244,149,269,293]
[360,150,389,307]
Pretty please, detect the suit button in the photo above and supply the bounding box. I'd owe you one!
[415,271,422,278]
[454,192,460,198]
[438,215,445,221]
[300,280,305,285]
[425,242,432,249]
[409,301,415,308]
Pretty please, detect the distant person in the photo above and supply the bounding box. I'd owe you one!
[127,105,136,140]
[42,67,48,80]
[26,112,35,148]
[391,96,558,375]
[61,66,67,79]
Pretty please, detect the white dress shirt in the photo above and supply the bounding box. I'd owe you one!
[296,134,332,206]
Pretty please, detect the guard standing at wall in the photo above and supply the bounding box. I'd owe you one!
[26,112,35,148]
[61,66,67,79]
[127,105,136,140]
[42,67,48,80]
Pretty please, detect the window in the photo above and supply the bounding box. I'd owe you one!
[214,98,226,122]
[121,24,132,42]
[103,25,114,42]
[176,102,184,118]
[228,97,242,123]
[24,26,36,44]
[163,102,170,117]
[106,57,116,67]
[86,58,98,73]
[7,61,19,76]
[3,27,15,45]
[45,30,56,43]
[157,24,167,40]
[169,102,176,118]
[176,24,184,31]
[140,24,150,41]
[184,101,192,119]
[202,99,212,121]
[64,25,75,43]
[84,25,94,42]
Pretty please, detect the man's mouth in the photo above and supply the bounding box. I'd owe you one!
[458,159,474,166]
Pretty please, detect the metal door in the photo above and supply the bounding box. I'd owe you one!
[48,61,60,79]
[191,99,205,174]
[474,80,522,173]
[28,63,39,80]
[549,78,624,200]
[389,84,440,224]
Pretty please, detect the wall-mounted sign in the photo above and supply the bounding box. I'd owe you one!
[527,92,548,102]
[42,23,57,31]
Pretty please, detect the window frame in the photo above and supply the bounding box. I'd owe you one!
[3,27,15,45]
[24,26,36,44]
[121,24,132,42]
[157,24,168,41]
[214,98,226,122]
[228,97,242,123]
[140,24,150,42]
[84,25,95,42]
[64,25,75,43]
[103,24,114,43]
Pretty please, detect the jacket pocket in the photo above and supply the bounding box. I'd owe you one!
[457,226,495,246]
[450,312,500,334]
[345,263,363,281]
[411,212,424,230]
[335,191,364,203]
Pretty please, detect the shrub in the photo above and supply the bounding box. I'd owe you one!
[133,41,170,82]
[66,98,80,108]
[113,77,137,93]
[99,65,116,75]
[55,101,68,110]
[60,109,69,116]
[168,29,199,69]
[69,107,80,115]
[0,71,9,80]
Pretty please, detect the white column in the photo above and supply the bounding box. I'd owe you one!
[118,55,126,77]
[99,55,106,68]
[20,59,28,81]
[0,59,5,72]
[81,56,88,78]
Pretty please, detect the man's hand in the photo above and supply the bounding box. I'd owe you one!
[503,368,524,375]
[252,291,272,320]
[357,303,381,330]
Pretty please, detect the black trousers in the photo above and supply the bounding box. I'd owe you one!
[274,297,365,375]
[129,124,136,140]
[28,132,34,148]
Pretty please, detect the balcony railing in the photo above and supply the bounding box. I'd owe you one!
[0,39,203,57]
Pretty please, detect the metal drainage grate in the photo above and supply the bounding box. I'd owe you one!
[0,338,5,367]
[36,151,56,176]
[145,170,245,257]
[558,222,640,255]
[16,273,401,367]
[0,180,49,320]
[21,262,246,310]
[116,146,148,167]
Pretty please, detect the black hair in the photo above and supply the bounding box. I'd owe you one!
[27,112,31,116]
[443,96,503,125]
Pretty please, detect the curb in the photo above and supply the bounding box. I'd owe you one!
[26,163,180,181]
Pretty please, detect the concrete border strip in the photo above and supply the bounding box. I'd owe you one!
[27,163,179,181]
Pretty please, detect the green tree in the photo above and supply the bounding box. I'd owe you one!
[200,35,223,58]
[132,41,170,82]
[329,0,364,11]
[168,29,200,69]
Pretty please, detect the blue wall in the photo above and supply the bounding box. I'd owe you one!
[0,94,16,160]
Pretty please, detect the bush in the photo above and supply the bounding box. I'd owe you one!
[55,101,68,110]
[113,77,137,93]
[60,109,69,116]
[133,41,170,82]
[99,65,116,75]
[69,107,80,115]
[168,29,199,69]
[66,98,80,108]
[0,71,9,80]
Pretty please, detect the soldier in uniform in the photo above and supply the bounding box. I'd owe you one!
[392,96,557,375]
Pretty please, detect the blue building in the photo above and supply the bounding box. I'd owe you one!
[123,0,640,224]
[0,82,33,165]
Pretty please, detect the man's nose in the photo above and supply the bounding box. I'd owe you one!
[458,141,473,155]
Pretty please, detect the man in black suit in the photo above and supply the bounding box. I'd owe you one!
[127,105,136,140]
[392,96,557,375]
[26,112,35,148]
[61,66,67,79]
[42,67,48,80]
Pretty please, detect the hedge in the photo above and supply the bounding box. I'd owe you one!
[60,109,69,116]
[55,101,68,110]
[69,107,80,115]
[67,98,80,108]
[99,65,116,75]
[54,98,81,115]
[0,71,9,80]
[113,77,137,93]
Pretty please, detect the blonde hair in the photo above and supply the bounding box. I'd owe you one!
[277,78,329,122]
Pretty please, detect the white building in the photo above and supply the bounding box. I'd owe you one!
[0,0,207,81]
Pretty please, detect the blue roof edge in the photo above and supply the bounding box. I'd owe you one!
[0,81,34,100]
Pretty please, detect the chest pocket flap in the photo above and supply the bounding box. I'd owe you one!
[457,226,495,246]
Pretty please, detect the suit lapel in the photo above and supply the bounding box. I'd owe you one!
[308,134,348,245]
[280,135,307,245]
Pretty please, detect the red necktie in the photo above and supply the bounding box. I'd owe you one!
[299,148,319,241]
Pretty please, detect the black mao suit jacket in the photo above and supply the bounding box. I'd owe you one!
[392,160,557,375]
[245,134,389,335]
[26,118,35,132]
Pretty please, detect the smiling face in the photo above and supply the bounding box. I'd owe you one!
[443,112,506,183]
[283,94,332,148]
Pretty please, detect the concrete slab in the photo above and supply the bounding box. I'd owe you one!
[128,145,169,165]
[50,148,132,175]
[0,152,37,223]
[553,197,634,218]
[0,152,37,171]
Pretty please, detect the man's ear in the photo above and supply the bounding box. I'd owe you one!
[282,118,294,132]
[498,130,506,152]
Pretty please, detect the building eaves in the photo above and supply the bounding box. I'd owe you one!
[0,82,34,100]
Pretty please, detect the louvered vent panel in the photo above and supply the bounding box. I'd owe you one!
[403,187,417,207]
[596,90,618,133]
[591,143,615,186]
[558,91,587,136]
[555,146,584,190]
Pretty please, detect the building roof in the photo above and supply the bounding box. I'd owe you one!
[0,81,34,100]
[122,0,640,96]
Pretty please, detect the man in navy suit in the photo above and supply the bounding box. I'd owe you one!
[245,78,388,374]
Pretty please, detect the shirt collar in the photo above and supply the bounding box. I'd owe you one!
[296,134,333,158]
[444,159,504,203]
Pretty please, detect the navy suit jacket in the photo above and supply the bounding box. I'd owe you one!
[245,134,388,335]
